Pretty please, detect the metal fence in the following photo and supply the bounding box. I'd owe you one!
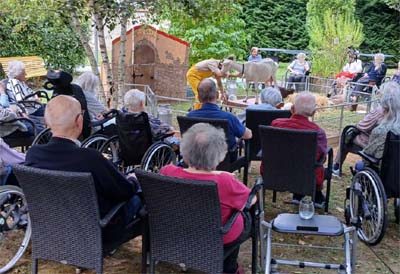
[124,83,379,140]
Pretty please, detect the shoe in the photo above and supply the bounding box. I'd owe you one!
[332,167,340,177]
[292,194,304,205]
[314,191,326,209]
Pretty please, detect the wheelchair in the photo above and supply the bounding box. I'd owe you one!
[32,110,117,150]
[85,109,177,173]
[0,184,31,273]
[344,131,399,245]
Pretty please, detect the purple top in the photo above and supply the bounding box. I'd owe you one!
[0,137,25,165]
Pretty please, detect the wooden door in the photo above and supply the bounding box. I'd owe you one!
[132,44,155,90]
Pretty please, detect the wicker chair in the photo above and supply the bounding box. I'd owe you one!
[245,109,291,162]
[136,170,262,274]
[13,165,146,274]
[177,116,248,184]
[259,126,333,213]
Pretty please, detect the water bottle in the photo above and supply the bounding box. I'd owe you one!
[299,197,315,220]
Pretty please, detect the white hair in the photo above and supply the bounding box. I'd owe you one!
[7,61,25,79]
[297,53,307,60]
[260,87,282,106]
[124,89,146,111]
[75,72,99,93]
[180,123,227,171]
[294,92,316,117]
[374,53,385,64]
[379,81,400,128]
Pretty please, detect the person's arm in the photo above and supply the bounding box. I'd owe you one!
[242,127,252,140]
[304,62,310,73]
[0,83,10,108]
[355,60,363,73]
[356,107,383,133]
[215,76,226,100]
[287,61,295,73]
[0,138,25,165]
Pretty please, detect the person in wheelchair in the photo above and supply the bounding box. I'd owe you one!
[0,137,25,185]
[188,79,252,162]
[24,95,144,242]
[122,89,178,147]
[331,48,362,98]
[271,92,327,207]
[46,70,92,139]
[353,53,387,93]
[0,60,45,117]
[160,123,256,274]
[286,53,310,91]
[355,81,400,171]
[332,82,400,175]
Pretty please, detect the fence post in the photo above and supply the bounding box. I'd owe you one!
[339,104,345,135]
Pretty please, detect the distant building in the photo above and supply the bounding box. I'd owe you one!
[111,25,190,99]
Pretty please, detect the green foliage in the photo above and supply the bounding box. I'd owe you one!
[356,0,400,65]
[0,0,86,72]
[241,0,309,61]
[153,0,249,65]
[307,0,364,77]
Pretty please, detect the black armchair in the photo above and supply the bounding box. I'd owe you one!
[177,116,248,184]
[245,109,291,162]
[259,126,332,213]
[12,165,146,274]
[136,169,262,274]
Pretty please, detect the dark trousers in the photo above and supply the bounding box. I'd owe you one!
[288,75,305,91]
[223,212,252,273]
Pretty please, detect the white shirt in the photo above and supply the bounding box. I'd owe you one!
[343,59,362,74]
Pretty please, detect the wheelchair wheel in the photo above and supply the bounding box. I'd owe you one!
[99,135,121,166]
[141,142,176,173]
[32,128,52,145]
[81,134,108,150]
[349,168,388,245]
[0,185,31,273]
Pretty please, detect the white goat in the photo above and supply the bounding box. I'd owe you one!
[223,59,278,103]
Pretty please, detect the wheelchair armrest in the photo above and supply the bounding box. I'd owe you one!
[153,131,175,142]
[90,109,118,127]
[23,90,50,101]
[99,202,126,228]
[358,151,380,165]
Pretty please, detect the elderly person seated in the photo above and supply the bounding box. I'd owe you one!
[0,60,45,117]
[75,72,107,121]
[0,137,25,185]
[248,87,283,110]
[287,53,310,91]
[271,92,327,207]
[354,53,387,93]
[160,123,255,274]
[0,82,37,138]
[332,81,400,175]
[123,89,178,145]
[237,87,283,122]
[25,95,143,243]
[188,78,252,162]
[356,82,400,167]
[248,47,262,62]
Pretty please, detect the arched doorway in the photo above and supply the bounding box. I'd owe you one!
[132,44,155,90]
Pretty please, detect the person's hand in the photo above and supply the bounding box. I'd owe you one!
[96,113,104,120]
[127,172,137,180]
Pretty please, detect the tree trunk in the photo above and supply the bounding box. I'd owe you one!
[90,0,114,107]
[116,16,128,108]
[68,10,106,104]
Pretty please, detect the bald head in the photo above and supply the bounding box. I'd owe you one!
[45,95,83,137]
[293,92,316,117]
[198,78,217,103]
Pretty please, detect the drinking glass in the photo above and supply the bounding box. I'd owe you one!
[299,197,315,220]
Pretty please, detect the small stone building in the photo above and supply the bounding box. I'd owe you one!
[112,25,190,99]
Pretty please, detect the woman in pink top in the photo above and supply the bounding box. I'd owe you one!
[160,123,254,274]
